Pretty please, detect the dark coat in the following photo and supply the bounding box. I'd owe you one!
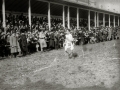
[20,34,27,52]
[49,33,55,48]
[0,35,6,57]
[10,35,21,53]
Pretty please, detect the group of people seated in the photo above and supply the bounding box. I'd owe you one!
[0,13,120,59]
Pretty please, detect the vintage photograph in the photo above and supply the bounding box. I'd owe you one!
[0,0,120,90]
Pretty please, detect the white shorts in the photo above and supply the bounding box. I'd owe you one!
[64,42,74,51]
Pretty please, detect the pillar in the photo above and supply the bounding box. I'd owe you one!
[109,14,110,27]
[103,13,105,26]
[88,10,90,30]
[97,12,99,27]
[63,5,65,28]
[67,6,70,29]
[113,15,115,27]
[28,0,31,30]
[94,12,96,27]
[48,2,51,30]
[118,16,119,26]
[77,8,79,29]
[2,0,6,32]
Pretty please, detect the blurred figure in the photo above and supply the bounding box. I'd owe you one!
[49,31,55,50]
[20,29,28,56]
[64,29,74,58]
[39,29,47,51]
[5,32,11,57]
[107,27,112,41]
[54,31,60,49]
[10,31,21,58]
[0,32,6,58]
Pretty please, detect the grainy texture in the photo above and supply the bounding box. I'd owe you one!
[0,40,120,90]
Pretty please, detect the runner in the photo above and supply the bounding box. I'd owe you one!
[64,29,74,58]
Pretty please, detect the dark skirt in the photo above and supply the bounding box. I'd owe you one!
[49,39,54,48]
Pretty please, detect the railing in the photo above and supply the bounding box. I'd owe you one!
[62,0,96,7]
[77,0,89,3]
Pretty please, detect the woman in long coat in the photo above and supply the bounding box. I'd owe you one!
[10,31,21,58]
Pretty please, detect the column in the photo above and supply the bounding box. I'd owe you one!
[118,16,120,26]
[67,6,70,29]
[2,0,6,32]
[77,8,79,29]
[113,15,115,27]
[28,0,31,30]
[109,14,110,27]
[94,12,96,27]
[62,5,65,28]
[88,10,90,30]
[97,12,99,27]
[48,2,51,30]
[103,13,105,26]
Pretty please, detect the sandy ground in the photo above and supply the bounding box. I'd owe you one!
[0,40,120,90]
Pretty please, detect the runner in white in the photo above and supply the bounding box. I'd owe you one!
[64,29,74,58]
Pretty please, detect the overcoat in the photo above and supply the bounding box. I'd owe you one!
[20,34,28,52]
[49,32,55,48]
[10,34,21,53]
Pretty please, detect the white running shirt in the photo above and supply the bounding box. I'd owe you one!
[64,33,74,51]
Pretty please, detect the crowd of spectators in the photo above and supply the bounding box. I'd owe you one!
[0,13,120,59]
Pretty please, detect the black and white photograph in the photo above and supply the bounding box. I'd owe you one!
[0,0,120,90]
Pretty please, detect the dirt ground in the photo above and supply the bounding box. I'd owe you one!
[0,40,120,90]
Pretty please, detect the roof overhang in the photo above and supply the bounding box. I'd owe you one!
[36,0,120,16]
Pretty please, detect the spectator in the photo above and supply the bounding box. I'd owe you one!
[39,29,47,52]
[10,31,21,58]
[19,29,28,56]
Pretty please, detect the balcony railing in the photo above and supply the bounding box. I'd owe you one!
[62,0,96,6]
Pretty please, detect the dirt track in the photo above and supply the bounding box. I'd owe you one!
[0,40,120,90]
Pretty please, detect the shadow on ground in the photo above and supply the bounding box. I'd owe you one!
[6,75,120,90]
[13,79,109,90]
[113,40,120,90]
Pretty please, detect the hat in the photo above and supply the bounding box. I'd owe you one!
[7,32,10,35]
[1,32,5,35]
[17,32,20,34]
[40,28,45,30]
[12,30,16,33]
[20,29,26,33]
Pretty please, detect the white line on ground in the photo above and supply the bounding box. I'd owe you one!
[22,42,119,77]
[21,58,57,77]
[33,58,57,73]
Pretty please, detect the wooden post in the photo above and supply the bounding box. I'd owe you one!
[77,8,79,29]
[63,5,65,28]
[28,0,31,31]
[2,0,6,33]
[48,2,51,30]
[67,6,70,29]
